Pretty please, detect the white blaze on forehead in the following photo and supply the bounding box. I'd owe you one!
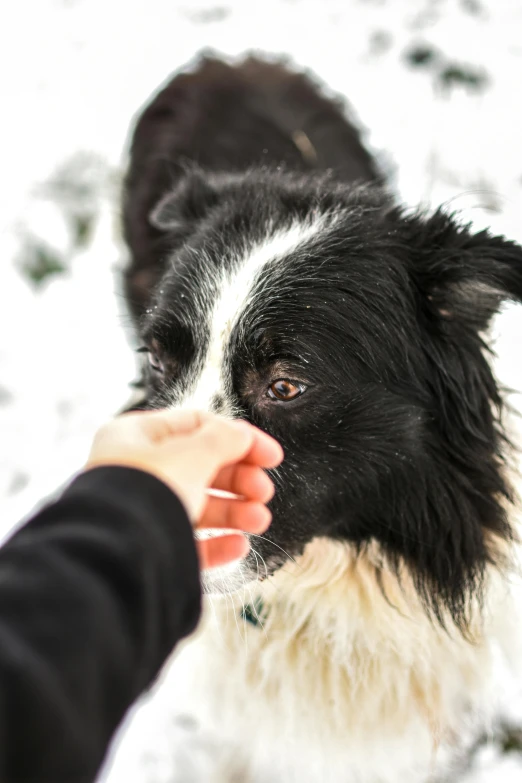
[180,219,324,412]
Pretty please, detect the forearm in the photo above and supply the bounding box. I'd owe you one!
[0,466,201,783]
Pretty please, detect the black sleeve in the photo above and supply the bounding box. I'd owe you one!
[0,465,202,783]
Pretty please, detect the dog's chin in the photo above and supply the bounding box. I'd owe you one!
[201,560,259,595]
[196,529,254,595]
[200,542,286,595]
[198,530,283,595]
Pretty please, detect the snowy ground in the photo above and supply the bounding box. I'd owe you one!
[1,0,522,779]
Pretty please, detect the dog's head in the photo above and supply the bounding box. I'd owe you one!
[131,168,522,629]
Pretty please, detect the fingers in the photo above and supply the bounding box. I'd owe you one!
[120,409,283,471]
[197,534,250,570]
[196,418,283,475]
[122,408,210,441]
[235,423,284,468]
[211,463,275,502]
[101,411,283,533]
[195,419,255,469]
[197,496,272,533]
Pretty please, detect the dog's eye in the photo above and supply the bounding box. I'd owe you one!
[267,379,306,401]
[148,353,164,374]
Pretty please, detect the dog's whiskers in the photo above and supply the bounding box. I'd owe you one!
[251,545,269,581]
[248,533,301,569]
[247,547,269,638]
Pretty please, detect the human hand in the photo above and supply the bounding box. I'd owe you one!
[86,409,283,569]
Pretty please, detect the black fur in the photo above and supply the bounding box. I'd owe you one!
[123,55,380,318]
[122,55,522,631]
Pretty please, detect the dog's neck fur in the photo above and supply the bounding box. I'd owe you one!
[193,536,521,768]
[229,540,492,728]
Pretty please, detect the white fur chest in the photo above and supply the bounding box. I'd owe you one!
[102,540,522,783]
[151,616,461,783]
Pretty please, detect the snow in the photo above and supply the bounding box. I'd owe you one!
[1,0,522,778]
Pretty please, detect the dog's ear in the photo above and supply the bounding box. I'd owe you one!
[150,171,219,232]
[389,207,522,331]
[384,207,521,630]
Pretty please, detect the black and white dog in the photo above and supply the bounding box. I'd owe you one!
[114,55,522,782]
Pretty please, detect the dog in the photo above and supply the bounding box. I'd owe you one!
[114,54,522,782]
